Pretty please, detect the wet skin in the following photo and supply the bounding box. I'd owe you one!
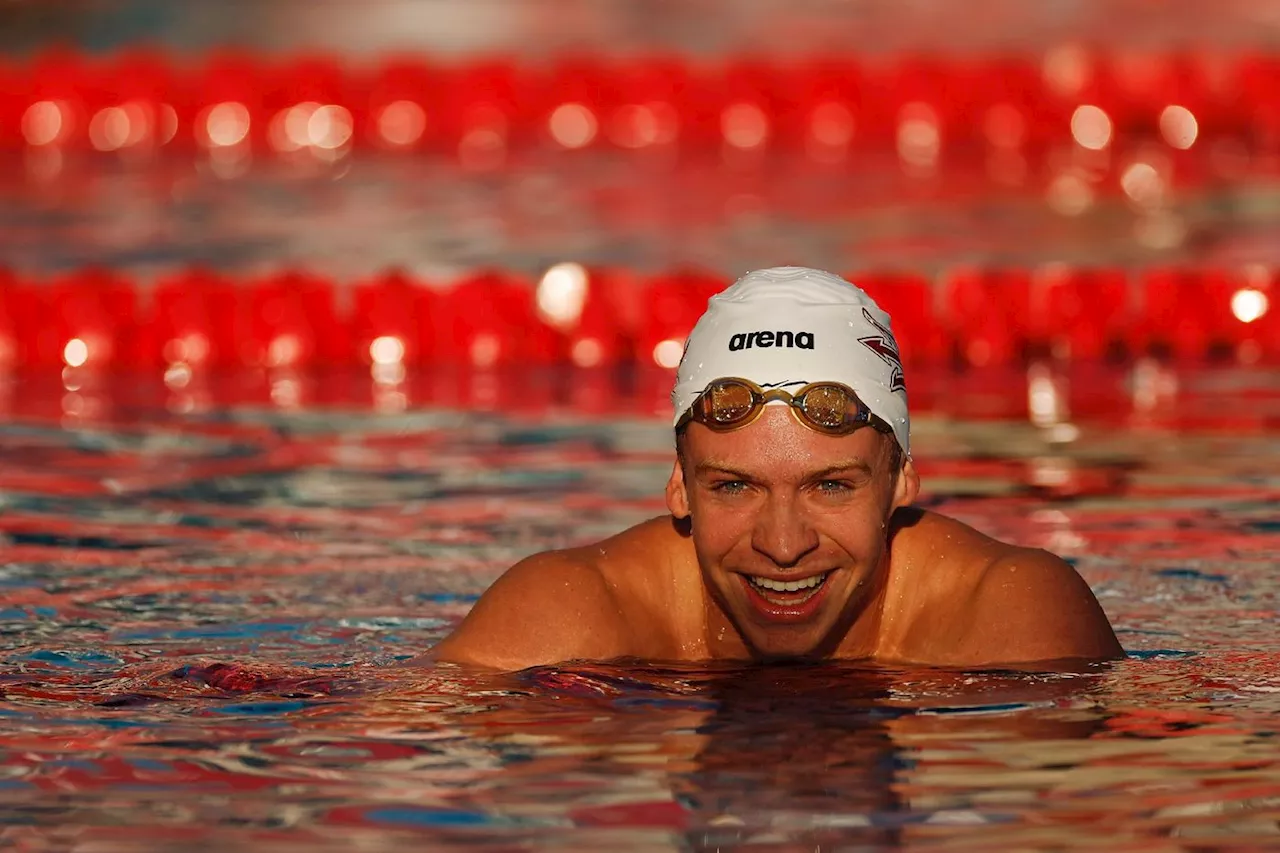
[426,407,1123,671]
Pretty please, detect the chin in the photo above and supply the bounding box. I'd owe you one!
[739,623,833,661]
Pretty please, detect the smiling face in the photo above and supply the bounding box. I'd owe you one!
[666,406,919,660]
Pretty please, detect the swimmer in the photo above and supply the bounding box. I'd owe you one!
[430,267,1123,670]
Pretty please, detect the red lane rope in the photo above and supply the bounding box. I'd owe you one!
[1,264,1274,373]
[1,49,1278,157]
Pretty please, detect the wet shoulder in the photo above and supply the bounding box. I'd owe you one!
[419,516,693,669]
[588,515,693,598]
[882,507,1121,664]
[582,516,701,657]
[878,507,1012,656]
[888,507,1007,577]
[558,515,676,575]
[515,515,691,611]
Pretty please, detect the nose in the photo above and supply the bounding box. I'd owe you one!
[751,493,820,568]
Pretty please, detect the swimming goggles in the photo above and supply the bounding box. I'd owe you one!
[675,377,896,437]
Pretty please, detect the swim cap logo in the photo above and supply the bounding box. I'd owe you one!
[857,308,906,393]
[728,331,815,351]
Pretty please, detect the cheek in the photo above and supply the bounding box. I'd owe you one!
[690,514,744,562]
[815,510,892,563]
[845,528,888,565]
[688,501,754,564]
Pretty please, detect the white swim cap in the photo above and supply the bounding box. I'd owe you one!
[671,266,910,456]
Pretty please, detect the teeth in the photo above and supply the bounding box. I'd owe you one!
[748,572,827,593]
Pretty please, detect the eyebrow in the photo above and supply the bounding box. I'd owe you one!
[807,460,875,479]
[695,459,874,480]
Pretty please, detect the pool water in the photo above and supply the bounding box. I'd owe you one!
[0,363,1277,850]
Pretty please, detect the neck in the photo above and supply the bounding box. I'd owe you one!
[830,550,892,659]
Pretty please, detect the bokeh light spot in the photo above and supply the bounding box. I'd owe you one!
[537,263,589,329]
[721,102,768,150]
[1070,105,1112,150]
[378,100,426,147]
[809,101,855,147]
[89,106,132,152]
[549,103,598,149]
[1159,105,1199,150]
[63,338,88,368]
[370,335,406,365]
[897,102,940,170]
[470,333,501,368]
[1232,288,1269,324]
[23,101,65,147]
[203,102,250,148]
[308,105,353,150]
[572,339,603,368]
[653,339,684,369]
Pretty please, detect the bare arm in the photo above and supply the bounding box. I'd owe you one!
[955,547,1124,666]
[423,552,632,670]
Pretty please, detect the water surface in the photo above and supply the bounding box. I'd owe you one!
[0,365,1277,850]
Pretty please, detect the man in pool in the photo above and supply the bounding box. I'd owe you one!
[430,266,1123,670]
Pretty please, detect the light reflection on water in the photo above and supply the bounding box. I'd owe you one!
[0,365,1277,850]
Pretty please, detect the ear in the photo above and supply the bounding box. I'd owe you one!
[665,457,690,519]
[891,456,920,511]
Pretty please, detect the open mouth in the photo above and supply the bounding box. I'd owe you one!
[744,571,830,607]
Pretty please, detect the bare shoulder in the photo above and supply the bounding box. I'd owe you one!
[425,547,625,670]
[425,517,678,670]
[891,507,1007,564]
[963,542,1123,664]
[888,509,1123,666]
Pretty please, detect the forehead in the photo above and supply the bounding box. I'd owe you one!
[682,406,886,479]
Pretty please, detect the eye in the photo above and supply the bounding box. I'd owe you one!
[815,479,855,495]
[709,479,750,495]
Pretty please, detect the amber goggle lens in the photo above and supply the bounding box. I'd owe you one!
[706,381,755,425]
[797,384,848,430]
